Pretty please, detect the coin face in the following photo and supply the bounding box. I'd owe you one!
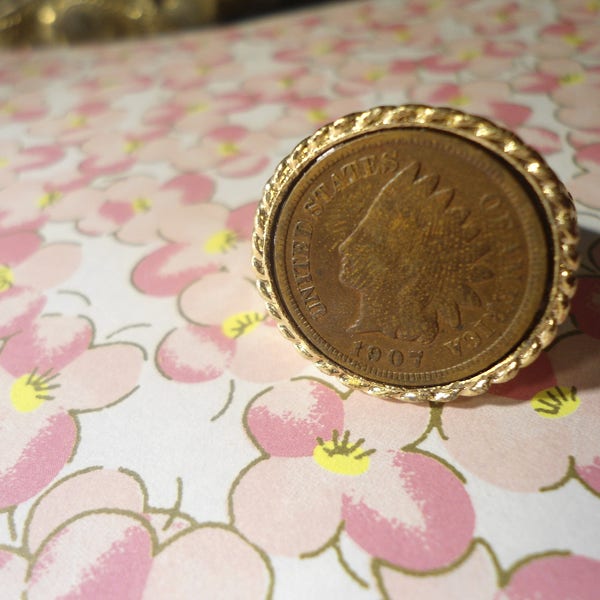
[255,106,578,401]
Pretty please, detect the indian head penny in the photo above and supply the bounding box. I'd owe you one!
[253,106,578,402]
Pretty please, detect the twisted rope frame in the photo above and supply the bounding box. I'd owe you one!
[253,105,579,403]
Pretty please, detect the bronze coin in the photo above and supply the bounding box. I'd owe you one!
[255,106,578,402]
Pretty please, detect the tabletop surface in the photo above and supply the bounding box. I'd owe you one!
[1,0,600,598]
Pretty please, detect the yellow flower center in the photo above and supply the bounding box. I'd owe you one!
[449,94,470,106]
[37,190,62,209]
[124,139,143,154]
[68,114,87,128]
[196,65,210,75]
[559,72,584,85]
[313,429,375,476]
[365,68,386,82]
[131,197,152,213]
[459,49,479,61]
[395,29,411,42]
[562,33,583,47]
[217,141,239,157]
[188,102,210,113]
[10,369,59,413]
[0,157,9,168]
[279,77,294,89]
[531,385,581,419]
[495,9,510,22]
[222,311,265,338]
[586,0,600,12]
[311,42,331,56]
[203,229,238,254]
[1,103,15,114]
[0,264,14,292]
[307,108,328,123]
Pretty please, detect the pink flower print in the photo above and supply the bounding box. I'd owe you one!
[570,144,600,209]
[403,0,472,19]
[534,20,600,59]
[132,202,249,297]
[267,97,367,139]
[0,315,144,509]
[0,90,46,124]
[421,39,525,78]
[441,333,600,493]
[0,141,64,188]
[497,554,600,600]
[409,81,531,129]
[241,67,327,102]
[80,130,176,178]
[366,20,442,51]
[28,101,127,145]
[461,2,539,35]
[170,126,274,178]
[2,468,271,598]
[378,540,600,599]
[233,379,474,570]
[144,91,254,134]
[274,36,360,67]
[75,65,152,103]
[556,0,600,23]
[159,52,242,91]
[0,231,80,338]
[334,59,418,97]
[0,181,56,234]
[157,271,307,383]
[76,174,214,244]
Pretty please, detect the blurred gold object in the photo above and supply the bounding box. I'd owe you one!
[0,0,216,46]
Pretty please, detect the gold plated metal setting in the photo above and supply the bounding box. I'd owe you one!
[253,105,579,403]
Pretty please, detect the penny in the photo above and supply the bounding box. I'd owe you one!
[254,106,578,402]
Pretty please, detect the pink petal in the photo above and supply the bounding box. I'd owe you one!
[247,379,344,457]
[232,456,344,555]
[158,203,228,244]
[230,324,308,382]
[343,451,475,571]
[28,513,153,600]
[442,395,571,491]
[0,408,76,509]
[0,314,92,377]
[180,271,264,325]
[219,154,270,178]
[498,554,600,600]
[132,243,220,297]
[143,527,271,600]
[26,468,146,554]
[57,344,144,411]
[227,201,258,239]
[156,324,234,382]
[380,543,497,600]
[0,230,40,264]
[162,173,215,204]
[0,549,28,598]
[15,243,81,290]
[0,286,46,339]
[343,392,430,450]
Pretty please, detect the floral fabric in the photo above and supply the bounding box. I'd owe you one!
[1,0,600,597]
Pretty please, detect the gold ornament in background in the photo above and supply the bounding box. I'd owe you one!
[0,0,333,46]
[253,105,579,403]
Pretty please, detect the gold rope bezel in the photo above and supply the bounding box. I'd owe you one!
[253,105,579,403]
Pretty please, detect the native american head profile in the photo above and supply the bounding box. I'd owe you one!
[338,161,494,344]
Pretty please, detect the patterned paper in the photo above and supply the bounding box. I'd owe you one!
[0,0,599,597]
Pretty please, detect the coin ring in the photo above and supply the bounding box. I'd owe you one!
[253,105,578,403]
